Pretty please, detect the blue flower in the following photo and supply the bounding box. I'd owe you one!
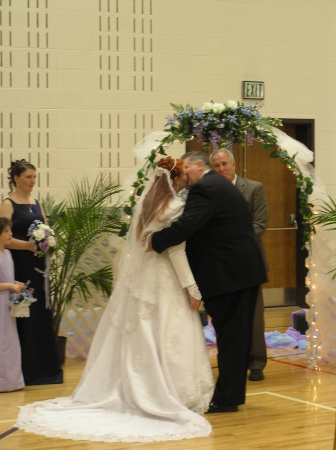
[228,115,238,124]
[193,109,204,120]
[27,220,43,236]
[241,108,253,117]
[164,116,175,127]
[177,107,192,122]
[177,112,184,122]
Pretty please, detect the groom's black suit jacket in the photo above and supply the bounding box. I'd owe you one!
[152,170,267,300]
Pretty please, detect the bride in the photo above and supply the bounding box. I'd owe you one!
[15,156,214,443]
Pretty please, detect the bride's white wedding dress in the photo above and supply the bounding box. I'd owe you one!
[15,169,214,443]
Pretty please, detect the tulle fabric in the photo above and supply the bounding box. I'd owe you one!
[273,126,336,365]
[16,169,214,443]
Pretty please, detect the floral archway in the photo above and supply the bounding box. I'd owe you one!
[122,101,327,368]
[124,101,315,249]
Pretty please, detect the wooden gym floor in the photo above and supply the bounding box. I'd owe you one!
[1,306,335,450]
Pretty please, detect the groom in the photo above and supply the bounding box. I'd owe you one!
[150,151,267,413]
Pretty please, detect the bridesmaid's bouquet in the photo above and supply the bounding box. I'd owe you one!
[28,220,57,257]
[8,281,37,317]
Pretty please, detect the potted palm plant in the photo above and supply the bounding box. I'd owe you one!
[42,174,127,363]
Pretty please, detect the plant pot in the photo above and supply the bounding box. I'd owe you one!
[56,335,67,365]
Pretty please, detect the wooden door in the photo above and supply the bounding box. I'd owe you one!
[232,138,297,307]
[186,122,302,307]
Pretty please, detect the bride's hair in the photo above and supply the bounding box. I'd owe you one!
[136,157,184,240]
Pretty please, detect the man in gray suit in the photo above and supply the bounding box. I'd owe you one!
[210,148,268,381]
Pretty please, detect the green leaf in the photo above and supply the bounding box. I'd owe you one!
[269,150,280,158]
[262,144,274,151]
[137,185,145,197]
[170,103,184,113]
[123,205,133,215]
[118,224,128,237]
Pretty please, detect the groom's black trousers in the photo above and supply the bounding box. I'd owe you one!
[204,286,259,407]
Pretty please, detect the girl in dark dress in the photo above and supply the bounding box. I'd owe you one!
[0,160,62,385]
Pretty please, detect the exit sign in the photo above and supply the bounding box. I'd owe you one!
[243,81,264,99]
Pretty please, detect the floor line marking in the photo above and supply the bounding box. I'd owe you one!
[268,352,306,359]
[247,391,273,396]
[0,420,16,424]
[0,428,18,440]
[270,358,336,375]
[246,391,336,411]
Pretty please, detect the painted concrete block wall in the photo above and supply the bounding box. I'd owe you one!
[0,0,335,203]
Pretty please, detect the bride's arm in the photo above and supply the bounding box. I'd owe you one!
[167,242,202,309]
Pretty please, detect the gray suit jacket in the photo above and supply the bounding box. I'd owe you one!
[235,175,269,271]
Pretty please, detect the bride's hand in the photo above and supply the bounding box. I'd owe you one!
[189,294,201,310]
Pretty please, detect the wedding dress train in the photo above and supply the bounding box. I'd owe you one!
[16,188,214,442]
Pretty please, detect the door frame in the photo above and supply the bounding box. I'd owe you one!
[281,119,315,307]
[186,118,315,307]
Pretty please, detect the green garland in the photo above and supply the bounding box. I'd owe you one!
[124,101,315,247]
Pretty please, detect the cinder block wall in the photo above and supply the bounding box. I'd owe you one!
[0,0,335,202]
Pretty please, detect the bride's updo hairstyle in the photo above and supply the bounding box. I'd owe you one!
[156,156,184,182]
[8,159,36,193]
[136,156,184,240]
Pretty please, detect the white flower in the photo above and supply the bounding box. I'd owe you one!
[212,103,225,113]
[227,100,238,109]
[47,236,56,247]
[201,102,214,112]
[33,229,45,241]
[38,224,50,231]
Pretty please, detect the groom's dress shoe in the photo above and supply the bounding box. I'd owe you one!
[249,369,264,381]
[206,402,238,414]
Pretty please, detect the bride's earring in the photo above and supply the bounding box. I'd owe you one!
[177,181,179,191]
